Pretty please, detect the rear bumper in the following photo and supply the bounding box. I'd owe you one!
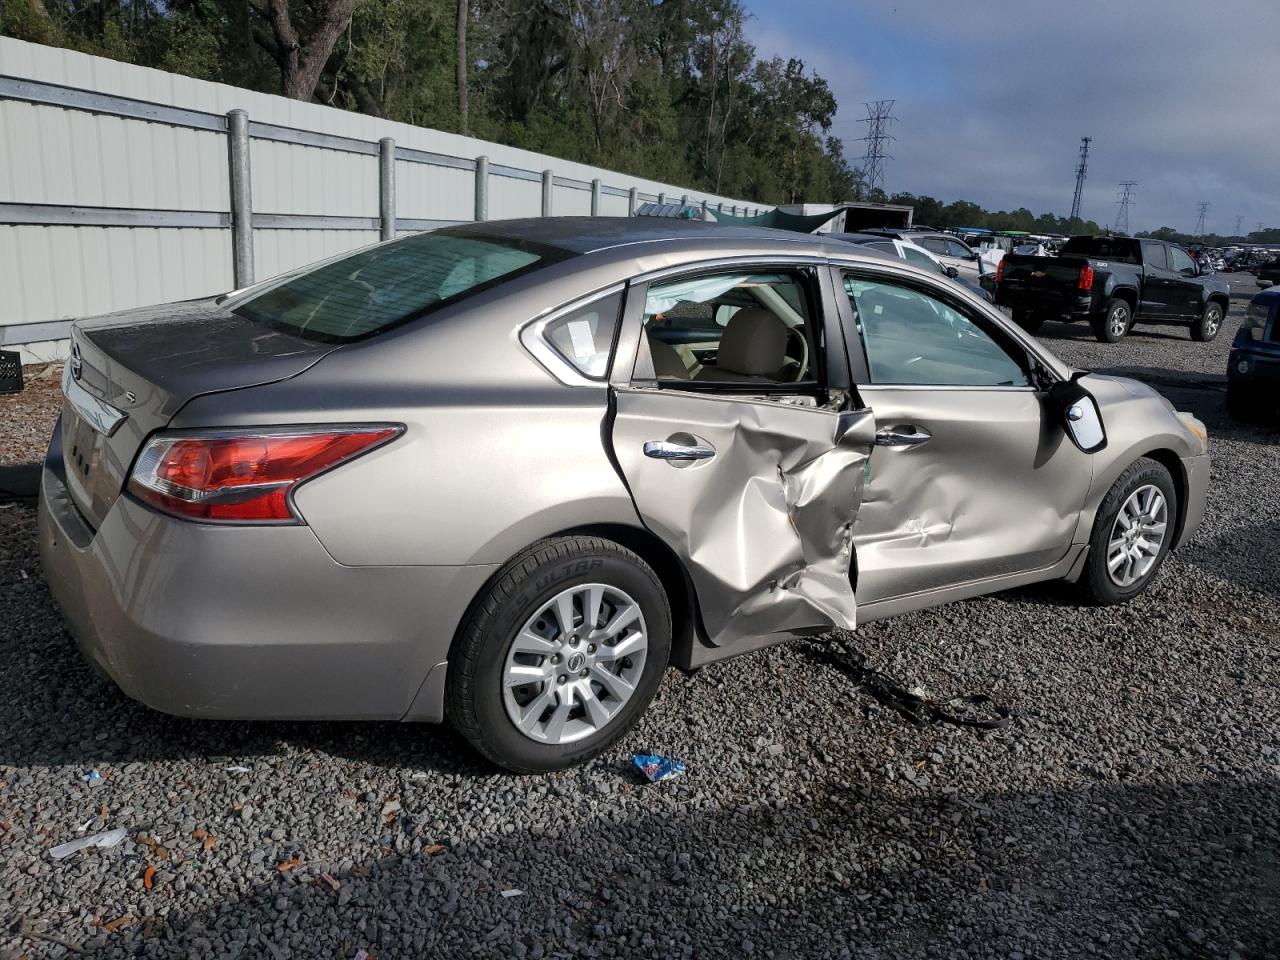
[1177,453,1210,549]
[38,420,495,722]
[995,289,1095,320]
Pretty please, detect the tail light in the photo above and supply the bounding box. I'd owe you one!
[995,258,1005,283]
[128,426,400,522]
[1078,265,1095,290]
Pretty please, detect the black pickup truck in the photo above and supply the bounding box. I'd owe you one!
[995,236,1231,343]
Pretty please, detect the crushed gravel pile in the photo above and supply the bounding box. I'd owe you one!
[0,283,1276,959]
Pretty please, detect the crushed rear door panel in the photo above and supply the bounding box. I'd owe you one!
[610,386,874,647]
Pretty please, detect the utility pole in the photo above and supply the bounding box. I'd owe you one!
[1115,181,1137,235]
[1234,215,1244,237]
[858,100,897,197]
[1069,137,1091,228]
[1194,202,1209,238]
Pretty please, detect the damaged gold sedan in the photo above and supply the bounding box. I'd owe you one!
[40,218,1209,772]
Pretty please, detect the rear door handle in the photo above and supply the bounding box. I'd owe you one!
[644,440,715,461]
[875,426,932,447]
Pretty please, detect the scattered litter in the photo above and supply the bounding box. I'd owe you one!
[423,843,447,857]
[142,864,156,889]
[633,753,687,783]
[48,827,128,860]
[99,915,132,933]
[500,888,524,898]
[75,819,93,834]
[380,799,401,822]
[276,856,303,873]
[353,950,371,960]
[225,765,251,774]
[318,872,341,892]
[82,769,103,786]
[192,829,217,852]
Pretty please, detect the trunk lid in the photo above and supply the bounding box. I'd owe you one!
[59,298,337,528]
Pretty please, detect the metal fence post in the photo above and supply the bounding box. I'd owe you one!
[541,170,554,217]
[681,194,689,209]
[474,156,489,221]
[628,187,638,216]
[659,192,667,206]
[226,109,254,288]
[591,178,601,216]
[379,138,396,241]
[701,199,709,218]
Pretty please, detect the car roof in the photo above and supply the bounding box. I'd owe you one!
[441,216,826,256]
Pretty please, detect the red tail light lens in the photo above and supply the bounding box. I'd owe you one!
[995,258,1005,283]
[1078,264,1095,290]
[128,426,400,522]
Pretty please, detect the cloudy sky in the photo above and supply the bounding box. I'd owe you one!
[746,0,1280,234]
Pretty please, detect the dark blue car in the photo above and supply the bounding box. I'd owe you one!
[1227,288,1280,419]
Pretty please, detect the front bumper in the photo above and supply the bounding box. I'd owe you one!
[38,421,496,722]
[1177,453,1210,549]
[1228,346,1280,393]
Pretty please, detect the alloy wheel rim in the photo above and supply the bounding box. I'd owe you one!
[502,583,648,745]
[1106,484,1168,588]
[1205,308,1221,336]
[1109,306,1129,337]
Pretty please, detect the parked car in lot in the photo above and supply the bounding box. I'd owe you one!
[996,235,1231,343]
[829,231,994,302]
[1227,288,1280,419]
[866,229,987,284]
[39,219,1210,772]
[1256,256,1280,289]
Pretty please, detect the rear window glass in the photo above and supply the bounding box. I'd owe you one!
[228,232,569,342]
[1060,237,1139,263]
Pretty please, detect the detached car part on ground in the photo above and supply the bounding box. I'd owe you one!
[995,236,1230,344]
[40,219,1210,773]
[1227,287,1280,421]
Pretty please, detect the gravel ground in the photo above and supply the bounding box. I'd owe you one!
[1,280,1277,959]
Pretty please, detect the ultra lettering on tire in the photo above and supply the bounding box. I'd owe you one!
[446,536,671,773]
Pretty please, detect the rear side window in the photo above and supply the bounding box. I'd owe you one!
[1141,241,1169,270]
[542,292,623,380]
[228,232,570,342]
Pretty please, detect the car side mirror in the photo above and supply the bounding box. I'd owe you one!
[945,265,960,278]
[1049,375,1107,453]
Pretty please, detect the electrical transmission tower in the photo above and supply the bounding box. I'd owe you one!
[1115,181,1137,235]
[1068,137,1091,226]
[1234,215,1244,237]
[1194,202,1209,237]
[858,100,897,196]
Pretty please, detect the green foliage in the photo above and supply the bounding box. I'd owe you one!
[887,192,1103,236]
[1136,225,1280,246]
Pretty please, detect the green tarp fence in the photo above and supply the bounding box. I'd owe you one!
[711,208,844,232]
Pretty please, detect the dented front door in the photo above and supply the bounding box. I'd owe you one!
[610,387,875,648]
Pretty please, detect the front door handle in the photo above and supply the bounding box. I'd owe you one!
[644,440,715,461]
[875,426,932,447]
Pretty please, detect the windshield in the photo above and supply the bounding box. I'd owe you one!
[228,231,570,342]
[1060,236,1140,263]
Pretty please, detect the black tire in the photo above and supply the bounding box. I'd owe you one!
[1077,457,1178,606]
[446,536,671,773]
[1091,298,1132,343]
[1012,309,1045,333]
[1191,301,1224,342]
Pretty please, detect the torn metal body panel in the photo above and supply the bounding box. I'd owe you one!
[852,386,1093,604]
[610,387,874,647]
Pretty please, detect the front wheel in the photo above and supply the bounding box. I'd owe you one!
[1191,301,1224,342]
[1091,298,1132,343]
[447,536,671,773]
[1077,457,1177,606]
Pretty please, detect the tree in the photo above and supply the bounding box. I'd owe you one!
[254,0,366,101]
[456,0,468,134]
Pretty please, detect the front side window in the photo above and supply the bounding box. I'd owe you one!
[228,231,569,342]
[842,275,1030,387]
[900,245,945,274]
[1170,246,1197,275]
[945,239,975,259]
[641,270,819,385]
[916,236,947,254]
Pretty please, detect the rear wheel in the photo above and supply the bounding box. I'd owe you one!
[447,536,671,773]
[1077,457,1177,605]
[1012,308,1045,333]
[1191,301,1224,342]
[1091,298,1132,343]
